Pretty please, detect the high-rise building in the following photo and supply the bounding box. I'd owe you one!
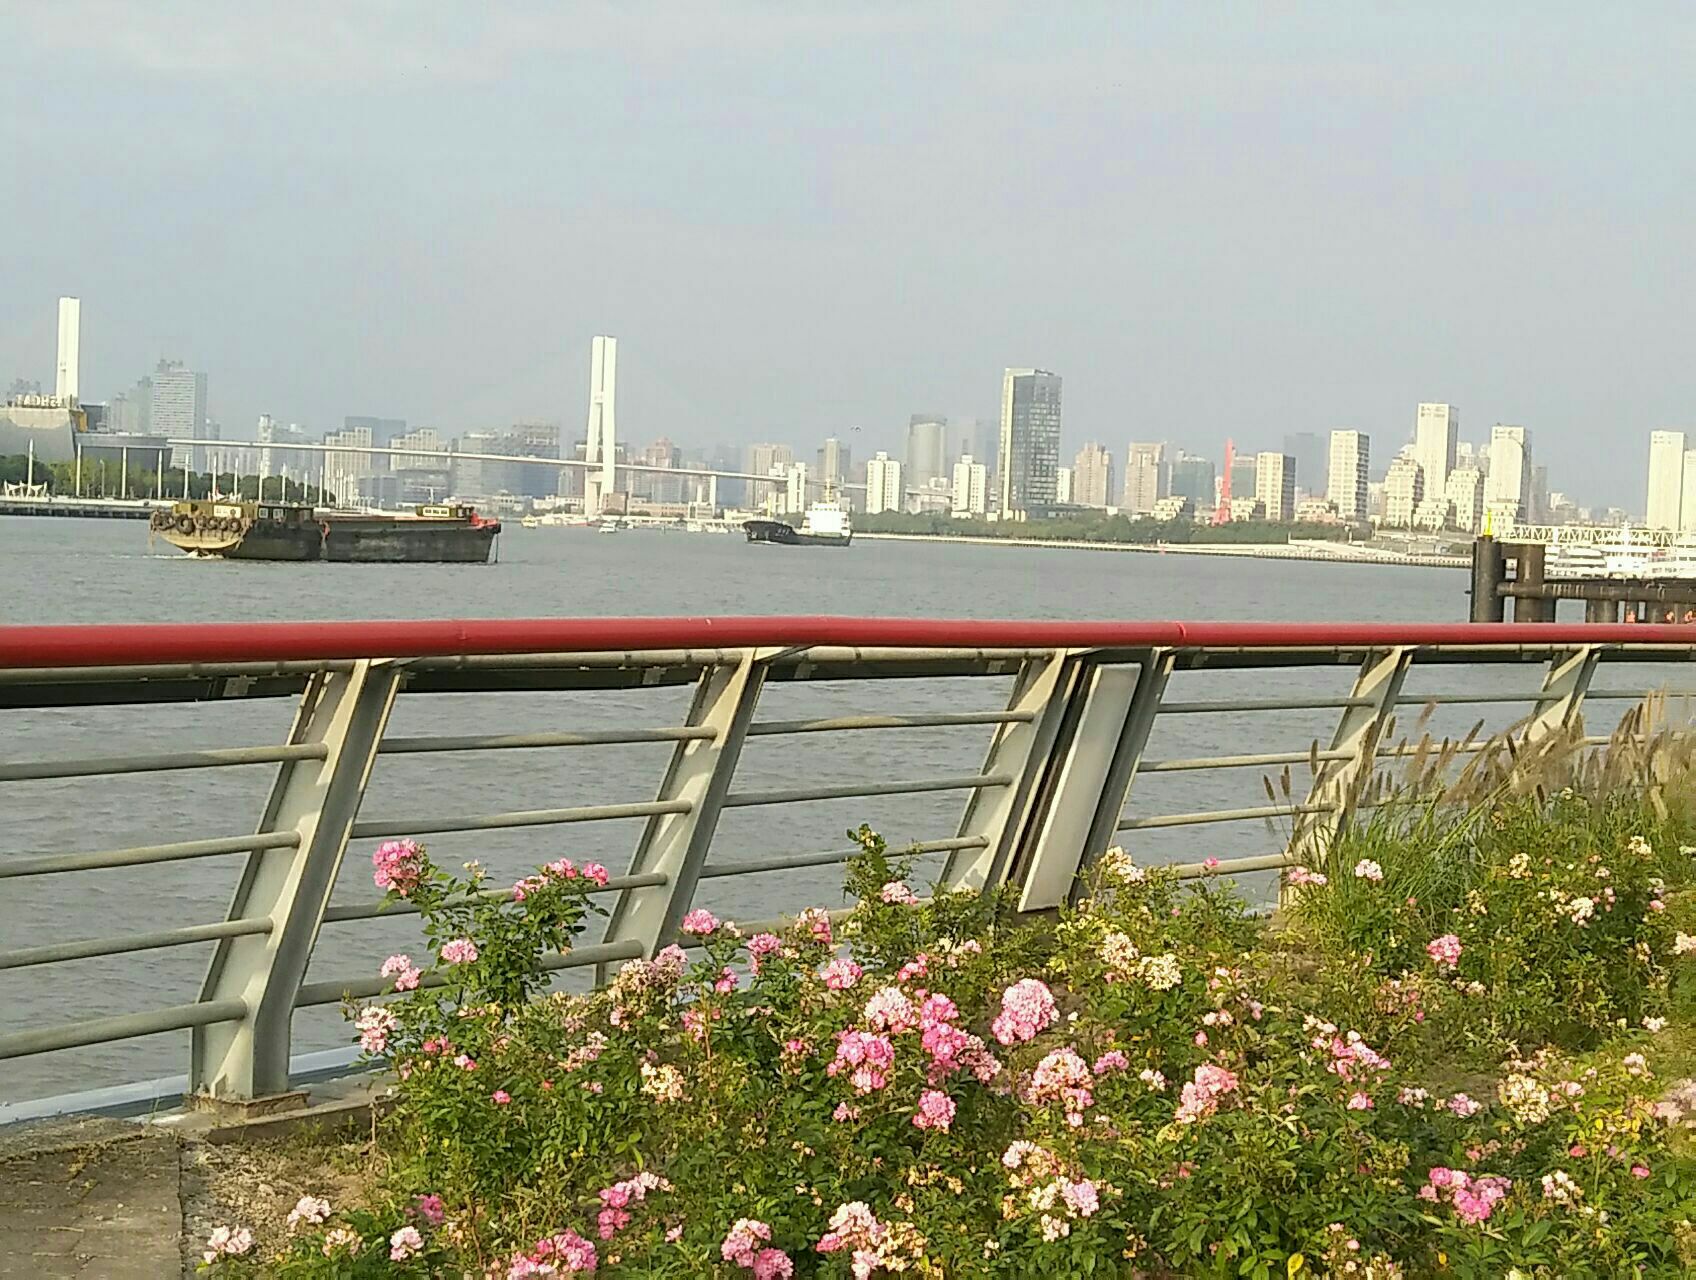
[55,297,79,403]
[1647,430,1687,529]
[1445,467,1485,533]
[996,369,1062,516]
[817,437,851,496]
[393,427,442,470]
[321,425,373,504]
[1529,464,1549,526]
[1485,425,1532,521]
[1122,442,1170,514]
[1071,442,1114,508]
[1282,431,1325,498]
[906,416,948,491]
[951,455,988,517]
[1384,453,1423,527]
[1228,455,1258,509]
[151,360,208,469]
[1327,430,1370,522]
[748,443,794,511]
[1413,403,1459,503]
[866,452,902,514]
[631,436,682,503]
[1055,466,1073,504]
[1254,452,1295,522]
[1170,453,1216,508]
[581,336,618,516]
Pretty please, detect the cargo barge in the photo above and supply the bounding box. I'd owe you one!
[148,499,500,563]
[743,500,852,547]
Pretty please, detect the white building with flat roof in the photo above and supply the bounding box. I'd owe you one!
[1485,425,1531,520]
[1413,403,1458,504]
[1647,429,1688,529]
[866,452,902,514]
[1254,451,1295,522]
[951,455,987,517]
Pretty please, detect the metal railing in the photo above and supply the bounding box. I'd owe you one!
[2,617,1693,1107]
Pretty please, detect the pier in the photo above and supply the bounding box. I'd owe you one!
[1470,533,1696,622]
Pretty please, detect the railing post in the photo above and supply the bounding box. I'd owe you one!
[1007,650,1173,912]
[599,652,767,964]
[938,650,1078,894]
[1287,646,1412,866]
[1523,645,1599,745]
[192,660,401,1101]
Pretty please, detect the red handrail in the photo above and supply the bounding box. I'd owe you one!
[3,618,1696,670]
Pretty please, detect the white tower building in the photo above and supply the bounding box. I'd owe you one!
[583,336,618,516]
[56,297,80,403]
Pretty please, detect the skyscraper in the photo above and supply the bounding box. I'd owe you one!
[996,369,1061,517]
[1122,442,1170,514]
[1384,453,1423,527]
[1254,452,1295,522]
[1327,430,1370,522]
[951,455,988,517]
[582,336,618,516]
[1413,403,1459,502]
[151,360,208,469]
[817,437,851,495]
[1648,430,1686,529]
[866,452,902,514]
[55,297,79,403]
[1071,442,1114,508]
[1169,453,1216,508]
[1445,467,1485,533]
[1485,425,1532,520]
[1282,431,1325,498]
[906,416,948,491]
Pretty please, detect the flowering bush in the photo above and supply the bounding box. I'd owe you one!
[1286,792,1685,1059]
[203,822,1696,1278]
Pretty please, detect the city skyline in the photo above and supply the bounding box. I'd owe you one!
[0,302,1658,527]
[6,7,1693,511]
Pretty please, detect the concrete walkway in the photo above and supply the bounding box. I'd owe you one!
[0,1119,183,1278]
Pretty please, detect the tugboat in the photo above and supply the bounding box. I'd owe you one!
[743,500,853,547]
[148,499,500,563]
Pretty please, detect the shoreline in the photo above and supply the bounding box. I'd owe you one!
[853,530,1469,569]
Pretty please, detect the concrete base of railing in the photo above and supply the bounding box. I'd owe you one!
[184,1088,310,1123]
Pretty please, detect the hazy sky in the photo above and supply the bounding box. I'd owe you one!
[5,3,1693,507]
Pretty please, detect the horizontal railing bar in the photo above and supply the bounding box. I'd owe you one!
[1117,803,1329,831]
[378,727,714,754]
[321,872,669,924]
[1168,853,1292,880]
[722,774,1013,808]
[701,836,990,879]
[1156,696,1372,714]
[1394,692,1544,706]
[350,800,693,839]
[768,647,1053,664]
[1375,741,1489,758]
[0,999,249,1062]
[0,831,301,879]
[1582,690,1656,700]
[1138,748,1353,773]
[293,940,646,1008]
[747,711,1034,736]
[0,742,327,783]
[0,918,273,971]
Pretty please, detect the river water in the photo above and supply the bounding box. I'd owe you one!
[0,516,1570,1102]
